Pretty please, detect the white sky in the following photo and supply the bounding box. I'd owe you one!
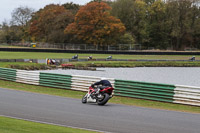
[0,0,91,24]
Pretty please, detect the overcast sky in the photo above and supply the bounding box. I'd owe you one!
[0,0,91,24]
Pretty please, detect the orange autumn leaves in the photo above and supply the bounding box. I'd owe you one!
[29,4,73,41]
[29,2,125,45]
[64,2,126,45]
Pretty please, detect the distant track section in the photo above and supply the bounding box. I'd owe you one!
[0,48,200,55]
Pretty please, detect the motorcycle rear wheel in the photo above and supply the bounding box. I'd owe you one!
[97,93,110,105]
[82,94,87,103]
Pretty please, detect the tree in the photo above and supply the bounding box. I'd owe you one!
[185,0,200,49]
[0,22,9,43]
[192,4,200,48]
[0,21,22,43]
[62,2,80,15]
[9,6,34,42]
[11,6,34,26]
[118,32,135,44]
[111,0,148,45]
[29,4,74,43]
[65,2,126,48]
[147,0,169,49]
[166,0,199,50]
[143,0,156,5]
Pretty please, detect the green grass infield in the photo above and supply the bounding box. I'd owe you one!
[0,116,98,133]
[0,51,199,60]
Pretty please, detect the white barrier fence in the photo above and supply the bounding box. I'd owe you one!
[174,85,200,106]
[71,75,115,91]
[16,70,40,85]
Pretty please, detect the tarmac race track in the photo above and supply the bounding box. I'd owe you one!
[0,88,200,133]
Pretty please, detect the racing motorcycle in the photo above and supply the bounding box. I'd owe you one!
[82,85,114,105]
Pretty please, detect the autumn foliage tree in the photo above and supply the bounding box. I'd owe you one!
[29,4,74,43]
[62,2,80,15]
[64,2,126,48]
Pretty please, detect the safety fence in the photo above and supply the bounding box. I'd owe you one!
[16,70,40,85]
[0,67,16,81]
[0,67,199,106]
[39,72,72,90]
[2,47,200,55]
[71,75,115,91]
[114,79,175,103]
[173,85,200,106]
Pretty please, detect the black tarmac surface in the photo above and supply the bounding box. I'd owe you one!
[0,88,199,133]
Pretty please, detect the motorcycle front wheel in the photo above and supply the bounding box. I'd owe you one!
[82,94,87,103]
[97,93,110,105]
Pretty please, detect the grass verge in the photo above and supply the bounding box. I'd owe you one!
[0,62,54,70]
[70,61,200,67]
[0,116,97,133]
[0,80,199,113]
[1,61,200,70]
[0,62,46,69]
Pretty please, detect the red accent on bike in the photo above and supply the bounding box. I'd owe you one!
[89,86,114,95]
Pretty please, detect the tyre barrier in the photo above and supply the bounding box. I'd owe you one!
[1,47,200,55]
[0,67,199,106]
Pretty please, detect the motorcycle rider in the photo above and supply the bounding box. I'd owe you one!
[91,78,112,94]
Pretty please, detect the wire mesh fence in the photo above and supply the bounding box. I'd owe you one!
[0,42,140,51]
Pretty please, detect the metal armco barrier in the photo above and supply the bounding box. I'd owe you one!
[16,70,40,85]
[39,72,72,89]
[114,79,175,102]
[71,75,115,91]
[0,67,199,106]
[174,85,200,106]
[0,68,16,81]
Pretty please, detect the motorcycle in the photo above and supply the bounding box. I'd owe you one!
[82,85,114,105]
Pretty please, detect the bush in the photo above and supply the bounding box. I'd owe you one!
[7,64,48,70]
